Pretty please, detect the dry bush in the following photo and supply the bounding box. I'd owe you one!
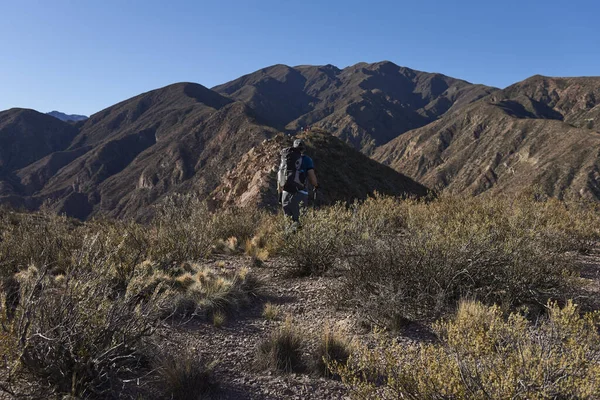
[256,318,305,373]
[246,212,288,259]
[0,210,81,278]
[280,204,352,276]
[521,197,600,253]
[311,324,351,379]
[75,219,149,292]
[153,348,217,399]
[213,207,267,244]
[333,300,600,399]
[346,193,409,239]
[0,266,163,399]
[149,194,216,264]
[336,195,581,325]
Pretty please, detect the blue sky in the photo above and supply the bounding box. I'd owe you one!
[1,0,598,116]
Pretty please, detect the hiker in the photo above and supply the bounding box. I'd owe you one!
[277,139,318,225]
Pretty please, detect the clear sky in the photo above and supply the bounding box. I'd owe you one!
[1,0,598,116]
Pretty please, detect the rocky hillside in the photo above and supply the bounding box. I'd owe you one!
[214,61,496,153]
[0,108,80,205]
[373,76,600,199]
[211,129,429,209]
[1,83,278,219]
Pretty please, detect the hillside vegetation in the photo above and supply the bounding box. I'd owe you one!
[1,193,599,398]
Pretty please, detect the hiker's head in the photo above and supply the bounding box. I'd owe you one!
[293,139,305,153]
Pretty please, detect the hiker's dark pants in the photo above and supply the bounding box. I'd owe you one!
[282,191,308,222]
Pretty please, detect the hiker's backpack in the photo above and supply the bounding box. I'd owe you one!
[278,147,305,193]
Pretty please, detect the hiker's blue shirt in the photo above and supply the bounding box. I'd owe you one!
[298,155,314,195]
[301,155,314,174]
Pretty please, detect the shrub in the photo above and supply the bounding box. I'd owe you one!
[256,318,305,373]
[346,193,409,239]
[154,349,217,399]
[213,207,267,244]
[335,195,579,324]
[0,210,81,278]
[333,300,600,399]
[74,219,149,291]
[149,194,216,263]
[280,204,351,276]
[532,197,600,253]
[1,266,163,398]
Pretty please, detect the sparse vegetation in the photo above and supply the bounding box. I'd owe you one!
[332,300,600,399]
[0,198,265,398]
[1,191,599,397]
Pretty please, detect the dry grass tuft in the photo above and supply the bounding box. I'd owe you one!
[153,349,217,400]
[312,324,351,379]
[262,302,280,321]
[256,318,305,373]
[213,310,226,327]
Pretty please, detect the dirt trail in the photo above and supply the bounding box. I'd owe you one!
[166,256,352,399]
[167,248,600,400]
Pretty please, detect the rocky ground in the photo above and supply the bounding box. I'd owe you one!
[166,256,352,400]
[161,248,600,400]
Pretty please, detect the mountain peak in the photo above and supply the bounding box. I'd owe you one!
[47,111,88,122]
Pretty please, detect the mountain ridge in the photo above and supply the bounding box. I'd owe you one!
[1,63,598,219]
[213,61,497,153]
[373,76,600,199]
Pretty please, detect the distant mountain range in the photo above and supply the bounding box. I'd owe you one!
[0,61,598,219]
[47,111,88,122]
